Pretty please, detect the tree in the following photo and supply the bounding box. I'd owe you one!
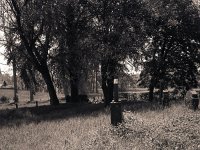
[90,0,150,106]
[2,0,60,105]
[140,0,200,102]
[52,0,94,102]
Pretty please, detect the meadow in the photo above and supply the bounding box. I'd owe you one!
[0,98,200,150]
[0,88,65,109]
[0,88,54,102]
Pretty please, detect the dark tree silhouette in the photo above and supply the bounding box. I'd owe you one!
[140,0,200,102]
[3,0,59,105]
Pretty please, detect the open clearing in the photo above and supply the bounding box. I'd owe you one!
[0,89,65,109]
[0,89,61,102]
[0,101,200,150]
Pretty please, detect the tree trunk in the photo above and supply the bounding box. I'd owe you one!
[30,87,34,102]
[68,40,80,102]
[149,76,157,102]
[41,67,59,105]
[95,69,98,93]
[102,76,108,106]
[62,78,70,99]
[60,64,70,99]
[13,57,18,103]
[27,69,35,102]
[159,79,164,105]
[68,54,79,103]
[59,38,70,99]
[70,77,79,102]
[107,77,114,103]
[101,61,108,106]
[101,60,115,106]
[79,72,88,95]
[92,70,95,93]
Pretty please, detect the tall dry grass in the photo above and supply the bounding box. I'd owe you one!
[0,102,200,150]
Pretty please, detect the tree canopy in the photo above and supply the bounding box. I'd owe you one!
[1,0,200,105]
[139,0,200,101]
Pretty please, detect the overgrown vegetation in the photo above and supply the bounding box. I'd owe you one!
[0,0,200,148]
[0,102,199,150]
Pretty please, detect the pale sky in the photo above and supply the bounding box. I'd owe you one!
[0,46,12,75]
[0,30,12,75]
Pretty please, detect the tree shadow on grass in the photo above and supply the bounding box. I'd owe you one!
[0,100,187,128]
[122,100,169,113]
[0,102,107,128]
[122,99,200,113]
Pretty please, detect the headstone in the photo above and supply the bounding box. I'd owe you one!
[114,79,119,102]
[111,100,122,126]
[111,77,123,125]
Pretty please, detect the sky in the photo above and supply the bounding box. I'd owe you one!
[0,46,12,75]
[0,31,12,75]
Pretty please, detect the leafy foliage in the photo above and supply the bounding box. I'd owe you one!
[139,0,200,93]
[1,0,200,105]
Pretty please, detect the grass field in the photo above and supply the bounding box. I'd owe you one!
[0,89,66,110]
[0,88,63,102]
[0,100,200,150]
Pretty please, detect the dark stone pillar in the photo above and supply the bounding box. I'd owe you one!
[111,101,122,126]
[192,97,199,111]
[111,78,122,126]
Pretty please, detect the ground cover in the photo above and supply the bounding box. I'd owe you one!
[0,101,200,150]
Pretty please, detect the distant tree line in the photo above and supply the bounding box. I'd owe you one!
[0,0,200,105]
